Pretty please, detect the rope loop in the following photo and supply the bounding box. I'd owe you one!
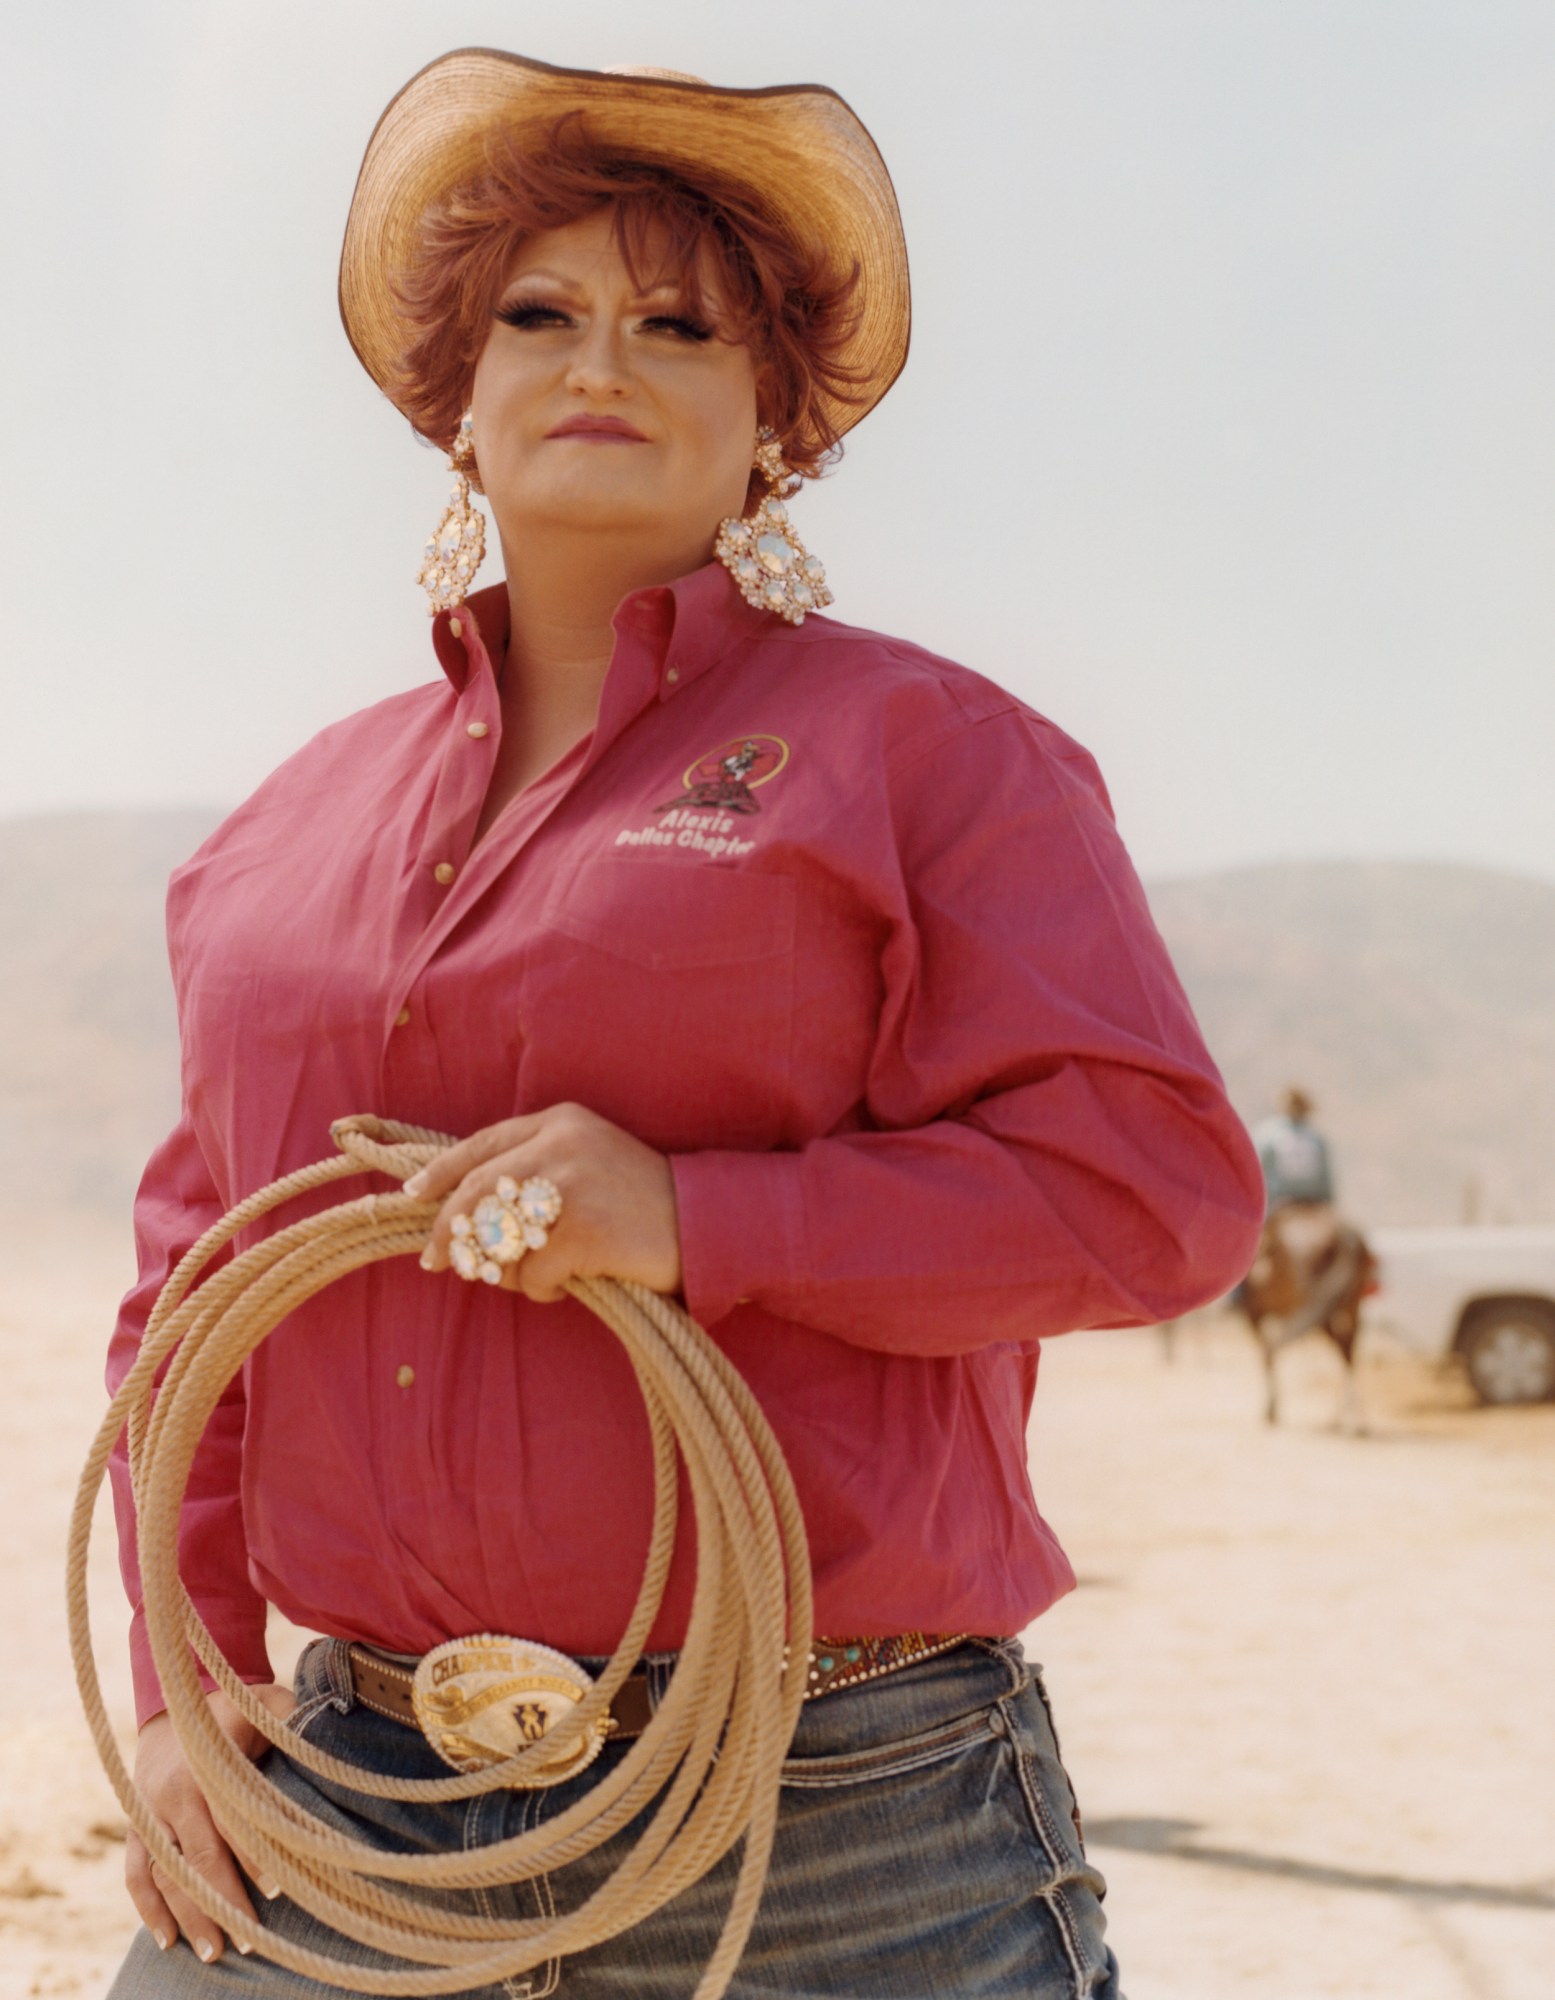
[68,1116,812,1995]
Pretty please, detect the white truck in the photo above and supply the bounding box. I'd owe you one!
[1364,1226,1555,1404]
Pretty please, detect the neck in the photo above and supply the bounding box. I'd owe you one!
[498,521,715,705]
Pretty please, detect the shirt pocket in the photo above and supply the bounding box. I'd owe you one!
[541,855,795,970]
[522,857,798,1150]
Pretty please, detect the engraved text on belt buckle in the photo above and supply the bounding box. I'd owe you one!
[410,1634,610,1787]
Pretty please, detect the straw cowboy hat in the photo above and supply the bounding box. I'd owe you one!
[339,48,911,442]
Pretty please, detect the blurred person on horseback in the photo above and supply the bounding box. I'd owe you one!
[1252,1085,1334,1208]
[1238,1087,1376,1424]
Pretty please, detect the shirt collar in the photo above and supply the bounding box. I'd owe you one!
[429,561,769,699]
[613,559,771,698]
[430,582,509,694]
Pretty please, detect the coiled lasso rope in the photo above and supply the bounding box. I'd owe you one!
[67,1113,812,1997]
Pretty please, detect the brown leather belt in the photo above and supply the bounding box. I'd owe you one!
[346,1643,657,1739]
[345,1632,967,1740]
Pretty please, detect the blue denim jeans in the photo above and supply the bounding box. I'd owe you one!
[108,1635,1121,1998]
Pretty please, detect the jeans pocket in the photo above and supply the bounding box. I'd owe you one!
[1000,1678,1094,1881]
[285,1636,352,1741]
[1025,1669,1088,1856]
[780,1706,999,1788]
[284,1689,340,1742]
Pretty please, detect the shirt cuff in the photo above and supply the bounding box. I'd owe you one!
[129,1599,275,1732]
[670,1149,808,1328]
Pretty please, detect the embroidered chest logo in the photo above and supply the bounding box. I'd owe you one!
[657,735,790,817]
[615,734,791,860]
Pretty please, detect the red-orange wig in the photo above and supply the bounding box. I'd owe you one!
[389,113,869,499]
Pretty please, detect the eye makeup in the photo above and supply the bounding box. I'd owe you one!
[493,298,714,342]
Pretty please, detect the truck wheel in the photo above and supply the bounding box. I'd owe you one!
[1460,1304,1555,1405]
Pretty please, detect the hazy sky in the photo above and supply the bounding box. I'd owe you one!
[2,0,1551,882]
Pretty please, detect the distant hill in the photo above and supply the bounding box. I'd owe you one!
[0,809,224,1229]
[1,813,1550,1229]
[1146,861,1555,1226]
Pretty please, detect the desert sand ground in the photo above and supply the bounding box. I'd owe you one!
[2,1237,1551,2000]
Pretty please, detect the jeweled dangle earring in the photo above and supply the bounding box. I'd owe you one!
[417,412,486,615]
[715,427,833,625]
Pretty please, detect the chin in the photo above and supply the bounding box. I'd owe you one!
[556,501,665,537]
[511,479,682,538]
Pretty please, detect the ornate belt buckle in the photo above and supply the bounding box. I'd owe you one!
[410,1634,610,1787]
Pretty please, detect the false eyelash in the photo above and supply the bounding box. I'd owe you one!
[494,301,571,328]
[493,300,713,342]
[645,314,714,343]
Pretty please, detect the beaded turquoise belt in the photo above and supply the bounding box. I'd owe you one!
[805,1633,968,1698]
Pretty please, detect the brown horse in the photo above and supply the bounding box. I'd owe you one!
[1233,1204,1378,1428]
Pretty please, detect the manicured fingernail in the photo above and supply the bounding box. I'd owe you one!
[404,1172,428,1196]
[196,1938,216,1962]
[419,1247,437,1271]
[260,1877,283,1899]
[238,1940,254,1955]
[153,1928,170,1951]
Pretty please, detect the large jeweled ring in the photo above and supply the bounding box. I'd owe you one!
[448,1175,563,1285]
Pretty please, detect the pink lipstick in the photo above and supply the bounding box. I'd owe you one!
[546,413,648,442]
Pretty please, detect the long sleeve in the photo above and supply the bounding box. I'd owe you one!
[107,1107,272,1728]
[115,567,1258,1659]
[672,706,1265,1353]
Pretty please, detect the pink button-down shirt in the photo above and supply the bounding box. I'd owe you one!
[109,562,1263,1724]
